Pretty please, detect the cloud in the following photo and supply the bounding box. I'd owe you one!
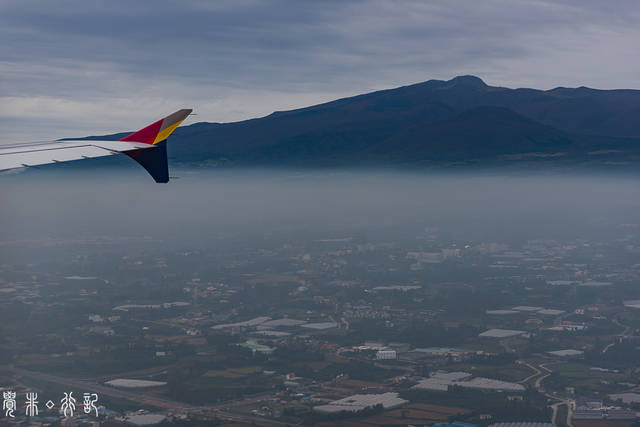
[1,0,639,141]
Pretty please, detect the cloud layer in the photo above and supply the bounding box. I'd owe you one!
[1,0,639,142]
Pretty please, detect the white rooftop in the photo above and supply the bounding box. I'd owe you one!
[463,377,525,391]
[212,316,271,329]
[579,281,612,287]
[301,322,337,330]
[489,423,553,427]
[126,414,166,425]
[432,371,473,381]
[609,393,640,404]
[411,377,451,391]
[371,285,421,291]
[412,371,523,392]
[486,310,519,315]
[546,324,585,331]
[412,371,472,391]
[512,306,543,312]
[314,392,407,413]
[538,309,565,316]
[113,301,190,311]
[547,349,584,357]
[261,318,306,327]
[624,300,640,309]
[105,379,167,388]
[547,280,578,286]
[479,328,526,338]
[253,330,291,337]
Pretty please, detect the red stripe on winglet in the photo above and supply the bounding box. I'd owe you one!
[119,119,163,144]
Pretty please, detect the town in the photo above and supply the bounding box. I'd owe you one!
[1,218,639,427]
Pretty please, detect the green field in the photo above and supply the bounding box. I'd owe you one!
[444,362,531,382]
[543,362,626,393]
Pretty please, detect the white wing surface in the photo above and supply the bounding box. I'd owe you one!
[0,109,192,183]
[0,140,152,170]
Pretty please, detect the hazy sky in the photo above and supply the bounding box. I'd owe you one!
[1,0,639,142]
[3,170,639,243]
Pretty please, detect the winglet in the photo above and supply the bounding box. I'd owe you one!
[121,109,192,183]
[126,141,170,183]
[120,109,192,145]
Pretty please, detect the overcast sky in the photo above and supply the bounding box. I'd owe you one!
[1,0,639,142]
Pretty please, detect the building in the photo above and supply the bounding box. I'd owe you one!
[488,423,553,427]
[434,422,478,427]
[313,392,407,413]
[573,410,636,420]
[547,349,584,357]
[609,393,640,404]
[125,413,166,425]
[571,401,636,420]
[412,371,473,391]
[608,409,637,420]
[376,350,397,360]
[412,371,524,392]
[479,329,526,338]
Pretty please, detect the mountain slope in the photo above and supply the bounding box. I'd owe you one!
[367,106,573,162]
[79,75,640,168]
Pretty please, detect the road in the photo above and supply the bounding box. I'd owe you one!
[518,360,574,427]
[535,363,554,390]
[550,401,562,426]
[517,360,542,384]
[551,399,574,427]
[603,316,633,353]
[515,360,553,390]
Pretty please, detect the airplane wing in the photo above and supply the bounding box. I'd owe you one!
[0,109,192,183]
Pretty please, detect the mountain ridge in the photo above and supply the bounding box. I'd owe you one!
[75,75,640,168]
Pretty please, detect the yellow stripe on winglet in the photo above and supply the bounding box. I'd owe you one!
[153,120,184,144]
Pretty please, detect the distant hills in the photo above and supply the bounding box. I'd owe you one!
[84,76,640,168]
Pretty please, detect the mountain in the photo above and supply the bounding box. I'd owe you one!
[82,75,640,168]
